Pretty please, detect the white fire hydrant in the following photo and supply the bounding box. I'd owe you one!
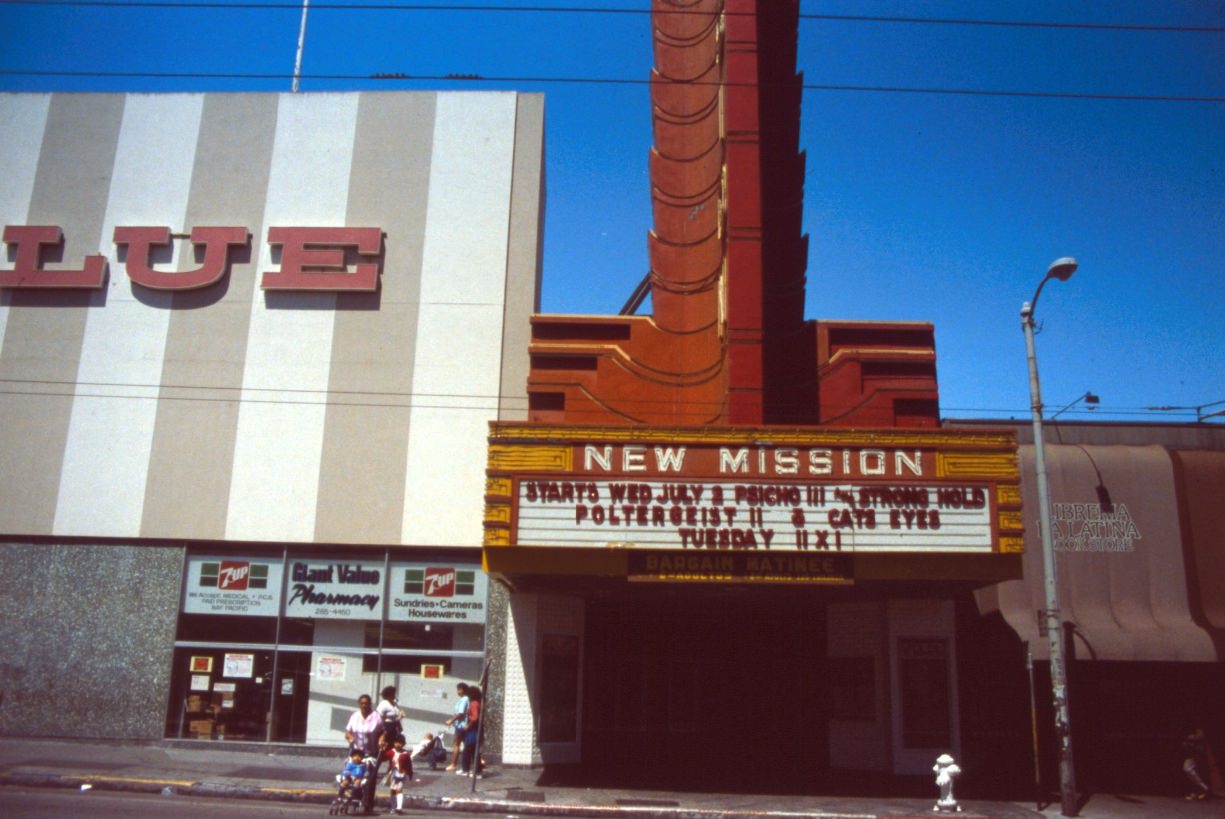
[932,753,962,813]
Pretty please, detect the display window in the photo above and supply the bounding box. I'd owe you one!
[167,551,488,745]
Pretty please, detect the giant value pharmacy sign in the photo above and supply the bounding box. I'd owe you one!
[484,425,1025,579]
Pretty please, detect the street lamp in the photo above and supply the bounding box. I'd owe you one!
[1021,256,1079,817]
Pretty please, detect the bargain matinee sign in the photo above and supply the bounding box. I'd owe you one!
[485,427,1025,558]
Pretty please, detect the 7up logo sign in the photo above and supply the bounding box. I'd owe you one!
[404,567,476,597]
[200,561,269,591]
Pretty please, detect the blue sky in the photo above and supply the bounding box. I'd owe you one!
[2,0,1222,423]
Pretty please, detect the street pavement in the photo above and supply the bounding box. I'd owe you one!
[0,736,1217,819]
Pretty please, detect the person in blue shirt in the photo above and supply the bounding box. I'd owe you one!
[444,682,470,771]
[338,749,369,798]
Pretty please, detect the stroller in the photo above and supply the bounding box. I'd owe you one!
[412,729,450,770]
[329,772,367,815]
[329,753,373,815]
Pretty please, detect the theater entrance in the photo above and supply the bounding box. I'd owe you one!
[579,586,830,791]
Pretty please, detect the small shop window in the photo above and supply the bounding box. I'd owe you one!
[176,613,277,644]
[360,622,470,673]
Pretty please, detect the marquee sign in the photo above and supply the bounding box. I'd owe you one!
[516,478,992,553]
[484,425,1024,580]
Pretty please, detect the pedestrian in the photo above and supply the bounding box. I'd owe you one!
[383,733,414,815]
[444,682,470,771]
[460,685,483,778]
[1183,727,1211,800]
[343,694,382,814]
[376,685,405,745]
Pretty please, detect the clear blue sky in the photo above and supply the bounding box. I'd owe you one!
[2,0,1222,424]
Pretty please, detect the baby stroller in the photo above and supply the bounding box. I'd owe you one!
[328,772,366,815]
[412,730,449,770]
[329,753,373,815]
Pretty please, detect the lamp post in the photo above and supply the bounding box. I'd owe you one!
[1021,256,1079,817]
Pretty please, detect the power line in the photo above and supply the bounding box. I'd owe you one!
[3,69,1223,103]
[1,0,1223,33]
[0,377,1217,422]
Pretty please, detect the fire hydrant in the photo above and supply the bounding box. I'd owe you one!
[932,753,962,813]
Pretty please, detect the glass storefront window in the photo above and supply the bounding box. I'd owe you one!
[167,551,488,745]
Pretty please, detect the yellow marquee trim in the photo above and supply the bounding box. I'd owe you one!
[936,451,1019,479]
[488,443,572,472]
[488,422,1016,450]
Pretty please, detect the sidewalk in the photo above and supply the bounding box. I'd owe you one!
[0,736,1215,819]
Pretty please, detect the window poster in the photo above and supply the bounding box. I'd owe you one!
[387,562,488,624]
[183,556,282,616]
[223,652,255,679]
[316,655,347,681]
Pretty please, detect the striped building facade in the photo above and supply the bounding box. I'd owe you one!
[0,91,543,742]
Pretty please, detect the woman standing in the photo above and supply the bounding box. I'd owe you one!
[460,686,483,778]
[444,682,469,771]
[343,694,381,814]
[376,685,404,745]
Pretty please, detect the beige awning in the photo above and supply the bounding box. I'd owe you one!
[976,444,1218,662]
[1171,449,1225,658]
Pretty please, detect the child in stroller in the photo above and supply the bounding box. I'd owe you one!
[410,730,449,770]
[330,749,370,815]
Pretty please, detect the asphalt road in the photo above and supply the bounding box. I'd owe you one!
[0,787,485,818]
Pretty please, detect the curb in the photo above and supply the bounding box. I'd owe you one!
[0,772,1030,819]
[0,772,332,803]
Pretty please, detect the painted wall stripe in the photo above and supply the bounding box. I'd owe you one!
[54,94,204,536]
[140,93,279,539]
[500,93,545,421]
[0,94,52,356]
[315,92,436,544]
[0,94,125,535]
[402,92,518,546]
[225,93,358,543]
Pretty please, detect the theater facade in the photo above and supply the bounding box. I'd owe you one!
[480,0,1225,796]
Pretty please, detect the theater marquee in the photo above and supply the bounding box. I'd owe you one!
[483,425,1024,583]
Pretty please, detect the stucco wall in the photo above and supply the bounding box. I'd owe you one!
[0,542,183,739]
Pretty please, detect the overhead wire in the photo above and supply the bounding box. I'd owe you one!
[0,0,1224,33]
[0,376,1216,422]
[1,1,1221,101]
[2,69,1223,103]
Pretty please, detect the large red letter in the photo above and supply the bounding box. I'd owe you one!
[0,225,107,288]
[262,227,383,291]
[114,226,249,290]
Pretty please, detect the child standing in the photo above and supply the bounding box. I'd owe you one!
[384,734,415,814]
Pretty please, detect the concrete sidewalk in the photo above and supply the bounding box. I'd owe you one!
[0,737,1214,819]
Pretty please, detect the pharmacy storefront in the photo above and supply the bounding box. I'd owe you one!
[169,551,487,743]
